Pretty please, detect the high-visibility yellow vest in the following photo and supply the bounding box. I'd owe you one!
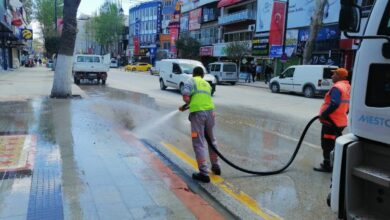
[189,77,215,113]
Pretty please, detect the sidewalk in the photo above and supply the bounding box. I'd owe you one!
[236,79,271,89]
[0,67,229,219]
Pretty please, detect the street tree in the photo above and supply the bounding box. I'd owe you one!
[302,0,328,64]
[175,36,201,59]
[89,3,124,55]
[225,41,250,74]
[50,0,81,98]
[34,0,64,58]
[33,0,64,38]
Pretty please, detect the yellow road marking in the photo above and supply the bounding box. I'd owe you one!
[162,142,281,220]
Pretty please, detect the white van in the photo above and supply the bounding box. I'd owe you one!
[208,62,238,85]
[269,65,338,98]
[157,59,217,95]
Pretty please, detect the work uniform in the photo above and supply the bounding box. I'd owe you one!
[318,80,351,167]
[182,76,220,175]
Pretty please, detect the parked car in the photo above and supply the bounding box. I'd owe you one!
[269,65,337,98]
[72,54,110,85]
[125,62,152,72]
[110,59,119,68]
[208,62,238,85]
[157,59,217,95]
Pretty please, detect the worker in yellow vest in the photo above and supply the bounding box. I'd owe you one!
[314,68,351,172]
[179,66,221,183]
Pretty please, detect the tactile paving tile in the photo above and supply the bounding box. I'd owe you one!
[27,168,64,220]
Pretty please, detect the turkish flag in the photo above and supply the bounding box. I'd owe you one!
[269,1,287,46]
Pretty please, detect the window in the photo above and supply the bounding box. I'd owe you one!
[378,2,390,35]
[214,64,221,72]
[223,64,236,72]
[77,56,85,62]
[93,57,100,62]
[173,63,181,74]
[366,64,390,107]
[209,65,214,72]
[283,68,295,78]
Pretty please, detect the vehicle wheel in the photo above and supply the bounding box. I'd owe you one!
[96,79,100,84]
[102,79,106,85]
[270,83,279,93]
[160,78,167,90]
[303,86,315,98]
[230,82,236,85]
[132,68,136,71]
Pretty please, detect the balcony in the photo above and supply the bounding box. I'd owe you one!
[218,9,254,25]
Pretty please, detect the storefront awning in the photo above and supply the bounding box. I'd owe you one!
[217,0,243,8]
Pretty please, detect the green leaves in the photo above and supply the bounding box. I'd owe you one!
[175,36,201,59]
[33,0,64,38]
[88,3,125,52]
[225,41,250,60]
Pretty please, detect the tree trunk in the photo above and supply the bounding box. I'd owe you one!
[51,0,81,98]
[302,0,327,64]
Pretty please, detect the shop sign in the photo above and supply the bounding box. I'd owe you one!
[157,3,162,33]
[21,28,33,40]
[311,53,340,66]
[257,0,341,32]
[298,25,340,42]
[269,45,295,58]
[252,37,269,56]
[180,14,189,31]
[213,43,227,57]
[189,8,202,31]
[200,46,213,56]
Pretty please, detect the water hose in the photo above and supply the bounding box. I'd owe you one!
[210,115,320,175]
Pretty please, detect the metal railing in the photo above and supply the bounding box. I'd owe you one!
[218,9,254,25]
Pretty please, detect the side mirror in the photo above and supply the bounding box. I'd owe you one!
[339,5,361,33]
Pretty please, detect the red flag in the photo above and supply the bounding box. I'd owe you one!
[133,37,140,55]
[170,27,179,54]
[269,1,287,46]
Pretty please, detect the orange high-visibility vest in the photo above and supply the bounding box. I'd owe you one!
[319,80,351,127]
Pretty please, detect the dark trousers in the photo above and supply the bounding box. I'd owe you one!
[321,124,345,165]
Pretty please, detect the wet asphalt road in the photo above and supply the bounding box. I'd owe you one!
[87,69,337,219]
[0,67,336,219]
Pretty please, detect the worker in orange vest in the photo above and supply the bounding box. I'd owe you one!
[314,68,351,173]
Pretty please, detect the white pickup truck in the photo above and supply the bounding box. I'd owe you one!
[72,54,110,85]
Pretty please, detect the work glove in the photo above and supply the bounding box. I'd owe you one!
[179,104,189,112]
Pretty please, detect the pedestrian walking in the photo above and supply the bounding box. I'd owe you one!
[314,68,351,173]
[38,58,42,66]
[256,64,262,81]
[179,66,221,183]
[251,63,256,82]
[264,64,273,84]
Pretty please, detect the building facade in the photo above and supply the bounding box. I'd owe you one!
[129,1,162,65]
[0,0,29,71]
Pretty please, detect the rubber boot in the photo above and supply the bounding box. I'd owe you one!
[313,160,333,173]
